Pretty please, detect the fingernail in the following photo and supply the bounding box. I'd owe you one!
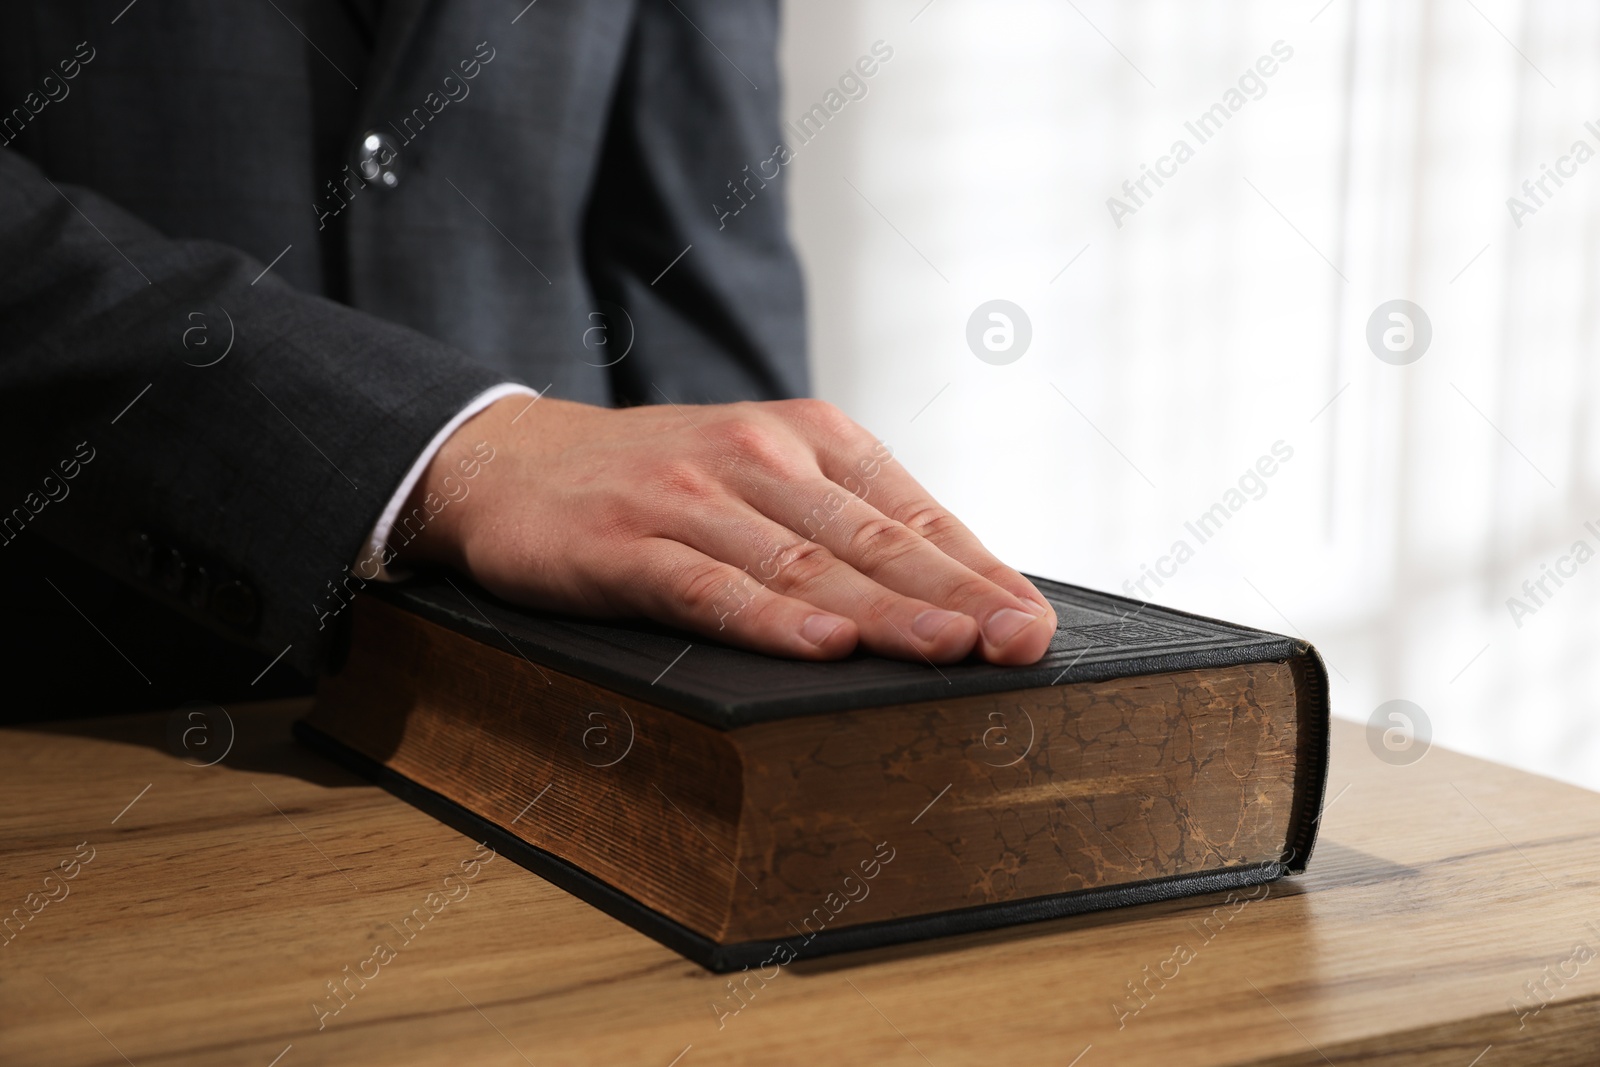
[801,613,845,646]
[983,608,1037,647]
[912,609,964,641]
[1021,597,1048,616]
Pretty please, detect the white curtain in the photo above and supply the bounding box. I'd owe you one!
[780,0,1600,789]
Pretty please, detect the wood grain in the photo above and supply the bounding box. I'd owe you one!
[306,596,1307,942]
[4,706,1599,1066]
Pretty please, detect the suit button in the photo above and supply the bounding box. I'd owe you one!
[127,530,154,578]
[356,131,401,189]
[211,580,259,629]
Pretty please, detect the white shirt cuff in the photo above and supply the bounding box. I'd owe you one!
[356,382,539,582]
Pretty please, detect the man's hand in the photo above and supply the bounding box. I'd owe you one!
[401,395,1057,665]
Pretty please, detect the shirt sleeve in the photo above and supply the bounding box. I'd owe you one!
[355,382,539,582]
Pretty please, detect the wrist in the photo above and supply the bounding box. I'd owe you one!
[394,394,522,570]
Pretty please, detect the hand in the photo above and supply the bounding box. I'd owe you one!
[401,395,1057,665]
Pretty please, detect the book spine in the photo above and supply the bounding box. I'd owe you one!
[1280,647,1332,873]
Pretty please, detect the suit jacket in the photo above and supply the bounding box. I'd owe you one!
[0,0,806,716]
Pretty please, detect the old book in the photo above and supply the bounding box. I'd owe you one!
[298,575,1330,972]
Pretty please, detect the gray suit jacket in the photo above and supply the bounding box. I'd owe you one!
[0,0,806,712]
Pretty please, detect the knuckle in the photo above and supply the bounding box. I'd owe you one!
[710,416,794,473]
[799,398,851,430]
[677,560,735,613]
[739,590,790,629]
[898,503,961,540]
[947,574,1001,607]
[869,588,908,622]
[845,516,919,566]
[768,539,837,591]
[778,397,859,440]
[649,460,716,503]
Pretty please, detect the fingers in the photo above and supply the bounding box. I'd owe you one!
[782,402,1052,611]
[665,500,981,663]
[446,395,1053,668]
[739,474,1056,665]
[771,399,1058,663]
[616,538,861,660]
[827,454,1055,617]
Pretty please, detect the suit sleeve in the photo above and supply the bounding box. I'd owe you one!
[583,0,810,407]
[0,147,511,676]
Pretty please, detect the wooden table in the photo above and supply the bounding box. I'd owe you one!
[2,702,1597,1066]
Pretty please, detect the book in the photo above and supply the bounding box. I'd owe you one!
[297,574,1330,972]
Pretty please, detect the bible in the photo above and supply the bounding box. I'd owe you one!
[297,575,1330,971]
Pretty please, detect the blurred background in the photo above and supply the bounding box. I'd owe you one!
[777,0,1600,790]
